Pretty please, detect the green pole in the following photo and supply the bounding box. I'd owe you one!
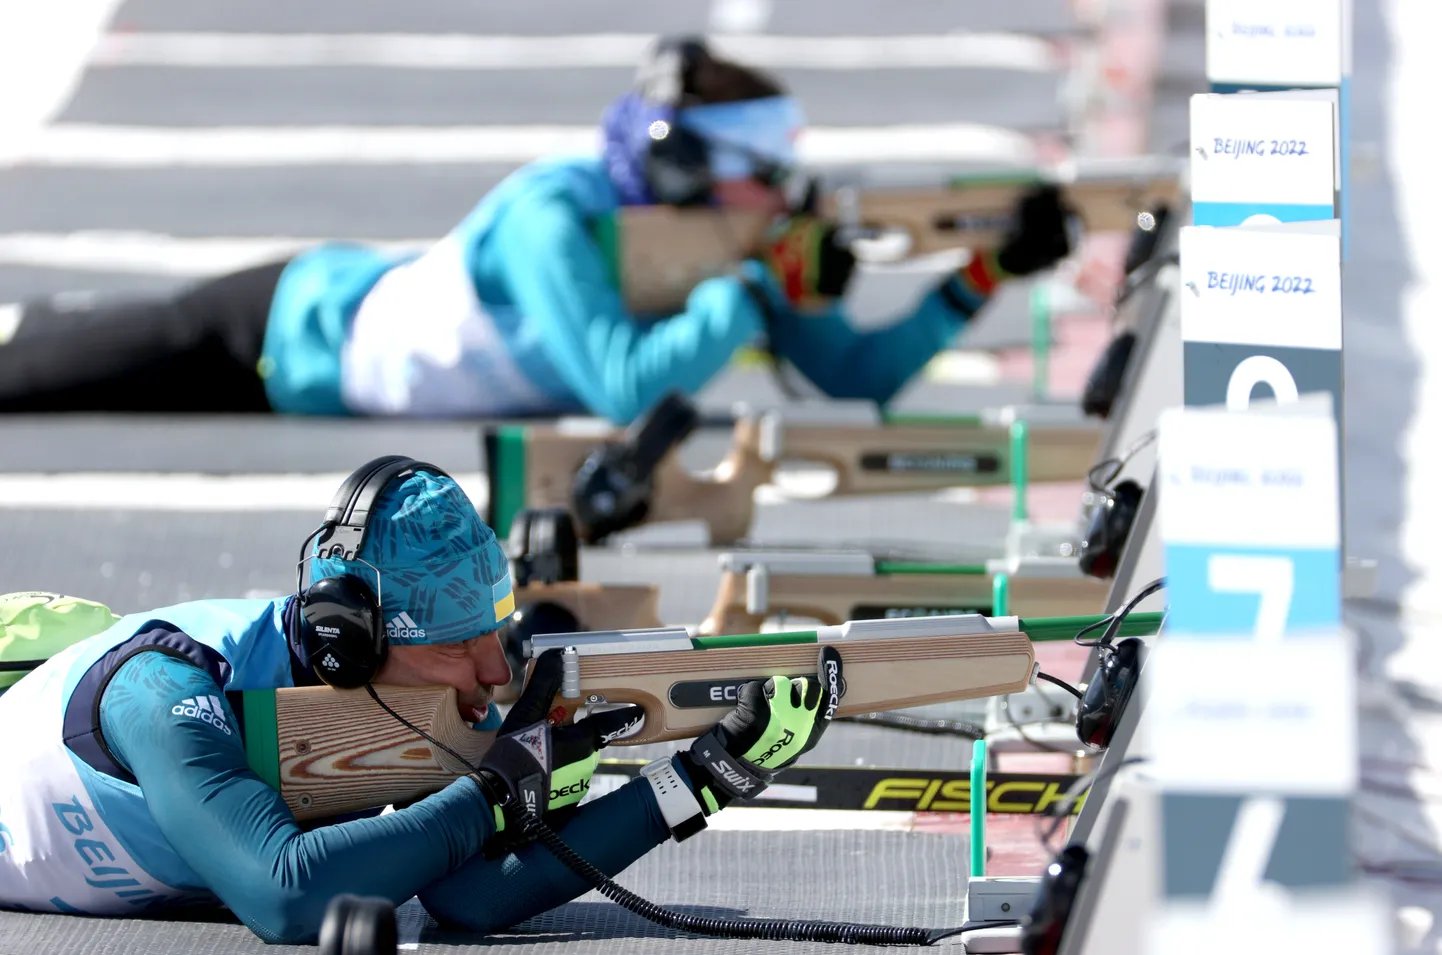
[1010,420,1029,524]
[970,738,988,877]
[1030,282,1051,401]
[992,573,1010,617]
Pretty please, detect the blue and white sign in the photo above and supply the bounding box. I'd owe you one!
[1206,0,1343,89]
[1190,92,1337,226]
[1158,401,1340,640]
[1149,400,1351,794]
[1179,220,1343,432]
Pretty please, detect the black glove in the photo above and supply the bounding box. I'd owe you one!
[678,646,844,814]
[473,648,642,851]
[994,184,1076,278]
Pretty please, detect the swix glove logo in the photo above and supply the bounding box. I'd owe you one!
[171,695,232,736]
[386,611,426,641]
[753,729,794,765]
[713,759,756,793]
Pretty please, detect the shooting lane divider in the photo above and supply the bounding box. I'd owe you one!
[1144,398,1388,951]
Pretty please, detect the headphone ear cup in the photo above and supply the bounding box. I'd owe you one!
[645,123,713,207]
[1077,479,1145,581]
[300,574,386,689]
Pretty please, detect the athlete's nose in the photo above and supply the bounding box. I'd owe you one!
[472,630,513,689]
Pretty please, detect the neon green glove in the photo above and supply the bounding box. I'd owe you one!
[678,645,844,814]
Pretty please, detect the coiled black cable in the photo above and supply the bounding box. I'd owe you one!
[363,685,968,945]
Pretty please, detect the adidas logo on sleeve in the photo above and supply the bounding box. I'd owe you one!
[171,694,233,736]
[386,611,426,641]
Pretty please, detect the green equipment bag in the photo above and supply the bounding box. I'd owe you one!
[0,592,120,694]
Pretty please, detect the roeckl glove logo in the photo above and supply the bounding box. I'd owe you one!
[753,729,795,765]
[550,779,590,800]
[824,659,841,720]
[601,714,644,744]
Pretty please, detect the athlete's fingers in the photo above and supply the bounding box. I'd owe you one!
[500,647,565,733]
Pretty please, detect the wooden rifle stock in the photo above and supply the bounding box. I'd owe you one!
[490,410,1101,544]
[240,611,1161,820]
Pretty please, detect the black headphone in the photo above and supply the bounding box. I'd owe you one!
[295,455,451,689]
[637,36,790,207]
[1075,431,1153,581]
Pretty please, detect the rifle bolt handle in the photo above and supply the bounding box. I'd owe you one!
[561,646,582,699]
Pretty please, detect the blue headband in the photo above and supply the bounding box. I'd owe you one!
[601,92,805,206]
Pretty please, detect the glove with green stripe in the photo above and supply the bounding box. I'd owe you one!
[678,645,844,815]
[472,648,642,855]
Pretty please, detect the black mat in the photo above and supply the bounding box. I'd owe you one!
[0,830,976,955]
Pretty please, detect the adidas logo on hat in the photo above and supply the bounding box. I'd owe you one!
[387,611,426,641]
[171,695,232,736]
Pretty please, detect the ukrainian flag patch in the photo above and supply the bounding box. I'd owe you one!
[492,572,515,622]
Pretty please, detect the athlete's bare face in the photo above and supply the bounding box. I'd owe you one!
[375,630,512,724]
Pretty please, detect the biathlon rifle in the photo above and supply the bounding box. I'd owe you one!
[237,610,1162,821]
[485,395,1102,544]
[606,156,1182,315]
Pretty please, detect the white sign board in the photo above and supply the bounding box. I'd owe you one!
[1206,0,1344,87]
[1180,223,1342,351]
[1190,93,1337,213]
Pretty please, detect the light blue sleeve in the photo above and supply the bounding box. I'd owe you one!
[742,261,991,407]
[489,190,769,426]
[100,650,500,944]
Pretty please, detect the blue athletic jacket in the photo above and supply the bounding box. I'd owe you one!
[257,156,989,423]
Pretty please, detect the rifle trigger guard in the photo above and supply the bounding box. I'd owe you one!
[561,646,582,699]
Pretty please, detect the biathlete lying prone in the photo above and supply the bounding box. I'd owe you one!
[0,456,845,942]
[0,36,1073,423]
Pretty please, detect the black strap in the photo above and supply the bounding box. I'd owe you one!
[316,456,449,561]
[0,659,44,673]
[688,727,769,801]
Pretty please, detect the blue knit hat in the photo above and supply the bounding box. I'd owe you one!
[308,471,514,645]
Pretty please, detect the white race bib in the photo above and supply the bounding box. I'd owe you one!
[341,235,561,418]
